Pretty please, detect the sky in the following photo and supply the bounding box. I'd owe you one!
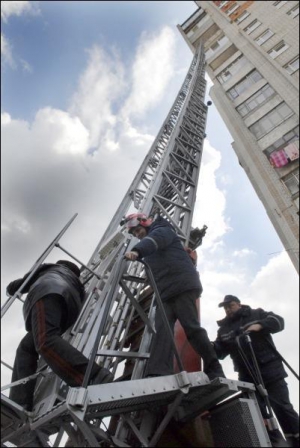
[1,0,299,425]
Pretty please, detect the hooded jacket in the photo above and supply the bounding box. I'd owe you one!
[213,305,287,384]
[132,217,202,301]
[6,263,85,331]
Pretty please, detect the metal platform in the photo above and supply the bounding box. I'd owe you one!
[1,372,258,447]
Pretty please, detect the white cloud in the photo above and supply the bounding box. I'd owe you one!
[1,111,12,125]
[69,45,126,150]
[1,1,40,22]
[193,139,231,252]
[1,32,15,67]
[69,28,177,153]
[1,1,39,69]
[20,58,33,73]
[121,27,176,119]
[232,248,256,257]
[32,108,90,155]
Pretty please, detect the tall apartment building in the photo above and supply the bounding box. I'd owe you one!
[178,1,299,273]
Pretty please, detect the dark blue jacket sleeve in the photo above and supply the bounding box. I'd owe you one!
[133,226,176,258]
[245,308,284,334]
[213,332,230,360]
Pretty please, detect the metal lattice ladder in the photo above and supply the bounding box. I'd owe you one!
[1,42,271,447]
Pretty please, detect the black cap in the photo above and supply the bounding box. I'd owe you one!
[56,260,81,277]
[218,295,241,308]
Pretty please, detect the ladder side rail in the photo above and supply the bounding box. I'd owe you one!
[66,238,129,353]
[86,51,201,262]
[140,53,203,218]
[76,238,138,357]
[131,301,156,380]
[83,229,126,281]
[81,254,130,388]
[1,213,78,318]
[98,269,149,370]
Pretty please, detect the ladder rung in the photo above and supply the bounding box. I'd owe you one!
[97,349,149,359]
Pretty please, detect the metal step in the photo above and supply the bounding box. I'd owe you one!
[2,373,256,447]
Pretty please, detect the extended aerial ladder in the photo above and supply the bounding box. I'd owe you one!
[1,43,271,447]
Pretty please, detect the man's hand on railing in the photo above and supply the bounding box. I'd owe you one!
[124,251,139,261]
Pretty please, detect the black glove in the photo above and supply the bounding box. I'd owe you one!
[6,278,25,296]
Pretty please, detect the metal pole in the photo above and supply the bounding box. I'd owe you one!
[240,333,279,432]
[1,214,78,318]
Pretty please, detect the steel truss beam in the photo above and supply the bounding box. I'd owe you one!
[2,43,271,448]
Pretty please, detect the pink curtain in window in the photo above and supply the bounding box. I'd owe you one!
[269,149,289,167]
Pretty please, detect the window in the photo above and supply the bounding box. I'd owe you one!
[268,41,289,59]
[249,102,294,139]
[287,3,299,18]
[227,70,263,100]
[236,84,275,117]
[217,55,246,84]
[243,19,262,34]
[283,170,299,196]
[226,3,240,15]
[284,56,299,74]
[205,34,229,58]
[255,29,274,46]
[218,1,230,7]
[273,1,288,8]
[235,11,250,24]
[211,42,220,51]
[264,126,299,155]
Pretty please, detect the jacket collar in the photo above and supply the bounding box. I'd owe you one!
[217,305,251,327]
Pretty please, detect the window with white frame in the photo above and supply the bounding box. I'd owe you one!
[243,19,261,34]
[255,29,274,46]
[187,25,199,38]
[225,3,240,15]
[205,34,229,58]
[282,169,299,196]
[268,41,289,59]
[236,84,276,117]
[235,11,250,24]
[264,126,299,155]
[287,3,299,18]
[249,102,294,139]
[284,56,299,74]
[273,1,288,8]
[216,55,247,84]
[227,70,263,100]
[218,1,230,7]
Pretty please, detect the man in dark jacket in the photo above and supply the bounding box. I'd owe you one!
[213,295,299,447]
[7,260,113,411]
[124,214,225,380]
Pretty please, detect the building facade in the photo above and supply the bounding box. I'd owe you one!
[178,0,299,272]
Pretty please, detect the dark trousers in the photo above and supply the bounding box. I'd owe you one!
[146,289,218,376]
[9,294,99,409]
[256,379,299,439]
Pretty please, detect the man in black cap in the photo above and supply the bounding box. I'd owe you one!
[213,295,299,447]
[7,260,113,412]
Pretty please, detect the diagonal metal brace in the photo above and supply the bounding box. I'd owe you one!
[119,279,155,334]
[148,392,185,447]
